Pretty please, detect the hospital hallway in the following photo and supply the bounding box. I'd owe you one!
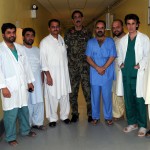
[1,0,150,149]
[0,86,150,150]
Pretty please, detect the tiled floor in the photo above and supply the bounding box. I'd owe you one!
[0,115,150,150]
[0,87,150,149]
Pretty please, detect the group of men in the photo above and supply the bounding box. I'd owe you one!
[0,10,92,146]
[1,10,150,146]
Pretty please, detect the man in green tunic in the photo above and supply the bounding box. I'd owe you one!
[117,14,149,137]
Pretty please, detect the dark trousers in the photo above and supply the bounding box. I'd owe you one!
[69,62,91,116]
[122,74,147,128]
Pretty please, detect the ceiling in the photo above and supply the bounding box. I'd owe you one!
[37,0,124,29]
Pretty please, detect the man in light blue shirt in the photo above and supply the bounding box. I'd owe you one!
[85,20,117,125]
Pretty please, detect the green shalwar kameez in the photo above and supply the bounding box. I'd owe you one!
[122,36,147,128]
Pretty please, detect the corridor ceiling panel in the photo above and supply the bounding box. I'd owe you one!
[37,0,123,28]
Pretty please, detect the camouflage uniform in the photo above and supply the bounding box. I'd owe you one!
[64,26,92,117]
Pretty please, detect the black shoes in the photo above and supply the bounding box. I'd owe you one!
[71,115,92,122]
[49,119,71,127]
[48,116,92,125]
[49,122,56,127]
[32,125,46,130]
[71,114,79,123]
[146,130,150,137]
[63,119,71,124]
[88,116,93,123]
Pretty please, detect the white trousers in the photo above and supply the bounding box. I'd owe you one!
[28,102,44,126]
[45,94,70,122]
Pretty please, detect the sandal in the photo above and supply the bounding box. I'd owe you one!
[32,125,46,130]
[27,131,36,137]
[138,127,146,137]
[146,129,150,137]
[113,115,124,121]
[91,119,99,125]
[105,119,113,126]
[123,124,138,133]
[8,140,18,146]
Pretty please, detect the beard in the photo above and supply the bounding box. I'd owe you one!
[24,39,34,46]
[4,36,16,43]
[113,30,123,37]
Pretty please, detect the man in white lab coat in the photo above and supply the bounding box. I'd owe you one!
[40,19,71,127]
[117,14,150,137]
[144,49,150,137]
[22,28,45,130]
[0,23,36,146]
[112,19,125,121]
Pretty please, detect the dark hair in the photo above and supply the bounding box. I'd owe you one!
[22,28,35,36]
[113,19,123,26]
[48,19,60,27]
[71,10,83,19]
[124,14,140,30]
[1,23,16,34]
[95,20,106,28]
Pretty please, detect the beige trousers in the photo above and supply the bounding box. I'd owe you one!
[112,93,125,118]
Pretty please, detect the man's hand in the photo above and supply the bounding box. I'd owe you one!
[134,64,140,69]
[43,71,53,86]
[28,83,34,92]
[96,66,106,75]
[120,63,124,68]
[47,74,53,86]
[41,72,44,84]
[2,87,11,98]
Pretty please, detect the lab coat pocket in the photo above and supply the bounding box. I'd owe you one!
[18,54,25,64]
[5,76,18,93]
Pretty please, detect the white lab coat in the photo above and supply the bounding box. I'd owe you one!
[144,51,150,104]
[112,36,122,93]
[116,31,150,98]
[144,52,150,119]
[24,46,43,104]
[0,41,35,111]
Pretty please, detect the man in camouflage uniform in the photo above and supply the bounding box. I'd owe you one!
[64,10,92,123]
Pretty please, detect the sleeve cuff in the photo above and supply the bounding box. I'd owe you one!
[42,67,49,71]
[27,78,35,83]
[0,84,7,89]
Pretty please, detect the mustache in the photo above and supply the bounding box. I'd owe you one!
[10,36,15,38]
[98,31,103,34]
[76,20,81,23]
[114,30,120,33]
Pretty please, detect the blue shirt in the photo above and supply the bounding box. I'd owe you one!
[85,37,117,86]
